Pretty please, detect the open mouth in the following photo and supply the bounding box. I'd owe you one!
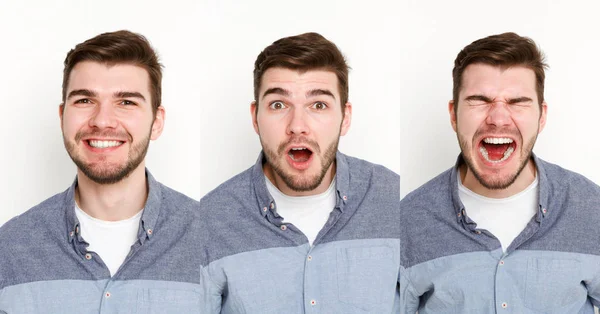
[288,147,313,162]
[479,137,516,163]
[87,140,124,149]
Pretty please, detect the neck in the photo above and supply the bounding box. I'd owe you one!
[75,164,148,221]
[265,162,336,197]
[460,158,537,199]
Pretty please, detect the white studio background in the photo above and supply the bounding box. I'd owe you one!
[399,0,600,199]
[0,0,402,226]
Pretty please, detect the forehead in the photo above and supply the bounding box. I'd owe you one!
[260,68,339,97]
[67,61,151,96]
[460,63,537,100]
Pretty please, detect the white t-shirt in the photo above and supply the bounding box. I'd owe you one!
[265,177,336,245]
[458,173,538,252]
[75,204,143,276]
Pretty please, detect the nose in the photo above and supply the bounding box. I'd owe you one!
[485,101,512,127]
[89,102,118,129]
[286,106,309,135]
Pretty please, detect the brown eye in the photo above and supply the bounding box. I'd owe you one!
[312,102,328,110]
[269,101,286,110]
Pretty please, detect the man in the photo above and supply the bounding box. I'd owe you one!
[400,32,600,313]
[198,32,400,313]
[0,31,203,313]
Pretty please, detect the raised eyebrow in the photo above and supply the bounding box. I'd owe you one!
[67,89,97,100]
[507,97,533,104]
[114,91,146,101]
[306,89,335,100]
[262,87,290,99]
[464,95,493,102]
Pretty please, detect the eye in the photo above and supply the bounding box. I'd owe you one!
[74,98,91,104]
[311,101,328,110]
[120,100,136,106]
[269,101,286,110]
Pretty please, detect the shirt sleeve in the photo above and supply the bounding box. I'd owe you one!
[200,265,223,314]
[399,266,420,314]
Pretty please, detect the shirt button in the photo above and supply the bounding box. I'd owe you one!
[262,207,268,212]
[280,225,287,231]
[147,229,153,235]
[499,260,505,266]
[501,302,507,308]
[342,195,348,201]
[105,292,111,298]
[85,253,92,260]
[542,208,548,214]
[457,212,461,217]
[307,255,312,261]
[475,230,481,234]
[310,300,316,306]
[76,226,80,234]
[69,231,74,237]
[270,203,275,209]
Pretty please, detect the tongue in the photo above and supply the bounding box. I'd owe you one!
[483,143,510,161]
[290,149,311,162]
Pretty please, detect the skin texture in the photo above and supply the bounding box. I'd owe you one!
[252,68,352,196]
[449,63,547,198]
[60,61,165,220]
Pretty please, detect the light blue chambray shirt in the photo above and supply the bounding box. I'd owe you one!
[400,154,600,313]
[0,171,205,313]
[198,151,401,313]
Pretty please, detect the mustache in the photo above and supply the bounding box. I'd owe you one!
[277,137,321,155]
[74,130,132,142]
[473,126,521,140]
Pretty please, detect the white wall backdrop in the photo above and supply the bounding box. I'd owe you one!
[0,0,401,226]
[400,0,600,198]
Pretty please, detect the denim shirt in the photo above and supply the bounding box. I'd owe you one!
[0,171,204,314]
[399,154,600,314]
[198,152,400,313]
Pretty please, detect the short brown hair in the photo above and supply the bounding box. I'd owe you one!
[62,30,163,115]
[253,32,350,113]
[452,32,548,110]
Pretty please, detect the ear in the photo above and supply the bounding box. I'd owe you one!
[59,103,65,130]
[251,100,259,134]
[448,100,457,132]
[340,102,352,136]
[538,101,548,134]
[150,106,165,140]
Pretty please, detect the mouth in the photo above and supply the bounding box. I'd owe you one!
[86,139,125,149]
[478,137,516,163]
[286,146,314,170]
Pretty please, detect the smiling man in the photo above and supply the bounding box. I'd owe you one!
[0,31,203,313]
[198,32,400,313]
[400,33,600,313]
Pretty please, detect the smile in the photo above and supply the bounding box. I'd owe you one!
[479,137,516,163]
[87,140,124,149]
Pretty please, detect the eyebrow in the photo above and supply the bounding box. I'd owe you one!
[306,88,335,100]
[67,89,146,101]
[262,87,290,99]
[114,91,146,101]
[464,95,493,102]
[67,89,97,99]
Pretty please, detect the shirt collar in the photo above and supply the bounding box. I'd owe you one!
[451,153,550,223]
[65,168,162,244]
[252,150,350,217]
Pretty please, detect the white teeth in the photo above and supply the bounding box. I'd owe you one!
[483,137,514,144]
[89,140,122,148]
[480,146,515,163]
[483,137,513,144]
[291,148,307,151]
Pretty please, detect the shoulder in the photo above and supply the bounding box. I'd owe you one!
[342,154,399,185]
[199,166,255,209]
[401,167,454,206]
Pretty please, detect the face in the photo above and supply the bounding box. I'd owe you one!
[252,68,352,196]
[60,61,164,184]
[450,63,547,192]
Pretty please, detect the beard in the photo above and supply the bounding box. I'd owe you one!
[63,129,150,185]
[262,135,339,192]
[458,125,538,190]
